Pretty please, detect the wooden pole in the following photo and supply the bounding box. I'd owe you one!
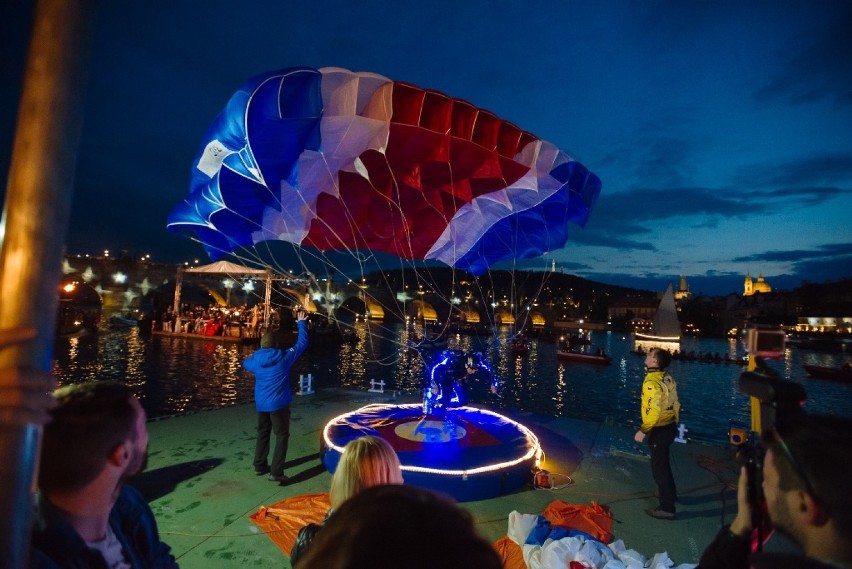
[0,0,94,565]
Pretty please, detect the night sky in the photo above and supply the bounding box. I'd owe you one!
[2,1,850,296]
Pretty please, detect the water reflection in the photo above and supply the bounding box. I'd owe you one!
[51,323,852,445]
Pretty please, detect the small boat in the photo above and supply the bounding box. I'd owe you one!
[509,337,530,357]
[109,314,139,327]
[803,364,852,382]
[57,280,101,337]
[557,349,612,365]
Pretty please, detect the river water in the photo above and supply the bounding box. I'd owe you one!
[52,320,852,446]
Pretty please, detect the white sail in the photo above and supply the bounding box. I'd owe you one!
[635,283,681,349]
[651,283,681,339]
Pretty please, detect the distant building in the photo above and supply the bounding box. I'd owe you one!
[608,297,659,320]
[674,275,691,301]
[744,273,773,296]
[795,316,852,333]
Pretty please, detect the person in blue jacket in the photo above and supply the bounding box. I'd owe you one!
[243,310,308,484]
[30,381,177,568]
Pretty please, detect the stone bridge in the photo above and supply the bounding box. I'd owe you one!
[60,255,594,330]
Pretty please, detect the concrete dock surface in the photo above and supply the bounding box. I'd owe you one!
[137,388,741,567]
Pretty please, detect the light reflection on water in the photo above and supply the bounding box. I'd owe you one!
[51,323,852,445]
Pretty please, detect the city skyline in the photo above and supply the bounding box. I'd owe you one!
[2,1,850,296]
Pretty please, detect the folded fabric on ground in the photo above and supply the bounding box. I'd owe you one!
[248,493,330,556]
[495,500,696,569]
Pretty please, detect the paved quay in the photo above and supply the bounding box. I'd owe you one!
[138,388,741,568]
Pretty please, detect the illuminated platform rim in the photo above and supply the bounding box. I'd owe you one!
[321,403,542,502]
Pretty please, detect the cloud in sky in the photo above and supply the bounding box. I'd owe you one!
[1,0,850,298]
[753,2,852,107]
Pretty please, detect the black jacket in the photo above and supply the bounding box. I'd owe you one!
[698,526,837,569]
[290,511,331,567]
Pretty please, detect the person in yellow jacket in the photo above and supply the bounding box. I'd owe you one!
[634,347,680,520]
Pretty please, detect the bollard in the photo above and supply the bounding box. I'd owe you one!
[297,373,314,395]
[675,423,688,443]
[368,379,386,393]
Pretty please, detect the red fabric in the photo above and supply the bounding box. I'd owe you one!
[302,81,533,260]
[494,501,613,569]
[248,493,330,556]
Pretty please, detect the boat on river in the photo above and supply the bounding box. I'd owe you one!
[556,332,610,364]
[152,329,258,344]
[803,364,852,382]
[109,314,139,327]
[634,283,681,351]
[556,349,612,365]
[57,280,102,337]
[509,336,530,357]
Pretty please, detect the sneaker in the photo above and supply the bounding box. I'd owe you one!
[646,508,676,520]
[268,474,290,484]
[255,466,271,476]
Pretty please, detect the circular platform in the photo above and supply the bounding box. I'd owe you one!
[321,403,542,502]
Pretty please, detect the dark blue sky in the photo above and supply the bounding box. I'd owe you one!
[2,1,850,296]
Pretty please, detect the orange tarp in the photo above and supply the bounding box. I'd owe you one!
[542,500,612,542]
[249,494,611,568]
[248,492,330,556]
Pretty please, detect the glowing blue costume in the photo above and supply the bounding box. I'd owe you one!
[423,351,497,414]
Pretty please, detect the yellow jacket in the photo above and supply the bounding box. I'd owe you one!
[640,369,680,433]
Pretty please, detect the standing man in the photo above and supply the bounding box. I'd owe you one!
[30,381,178,568]
[634,347,680,520]
[243,310,308,484]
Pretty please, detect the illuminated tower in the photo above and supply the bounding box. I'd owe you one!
[744,273,754,296]
[675,275,691,300]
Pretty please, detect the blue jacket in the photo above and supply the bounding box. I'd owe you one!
[30,485,178,568]
[243,320,308,412]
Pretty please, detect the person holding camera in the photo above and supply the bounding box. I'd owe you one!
[634,347,681,520]
[698,413,852,568]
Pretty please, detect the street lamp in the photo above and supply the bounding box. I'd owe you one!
[223,278,234,306]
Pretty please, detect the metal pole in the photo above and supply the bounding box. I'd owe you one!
[174,266,183,317]
[0,0,94,566]
[263,269,272,328]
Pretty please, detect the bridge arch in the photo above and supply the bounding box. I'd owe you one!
[410,299,438,322]
[494,309,515,326]
[337,295,367,320]
[456,303,482,323]
[529,310,547,327]
[337,294,385,320]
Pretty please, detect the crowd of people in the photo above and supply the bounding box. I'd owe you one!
[13,332,852,568]
[155,303,267,337]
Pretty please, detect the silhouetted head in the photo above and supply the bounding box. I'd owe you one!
[298,484,502,569]
[40,381,148,494]
[260,332,275,348]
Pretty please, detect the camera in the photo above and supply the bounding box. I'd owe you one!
[734,328,806,538]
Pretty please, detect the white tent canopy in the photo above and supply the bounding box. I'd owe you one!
[184,260,268,275]
[173,261,273,324]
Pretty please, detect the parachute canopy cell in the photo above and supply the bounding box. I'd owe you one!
[167,66,601,276]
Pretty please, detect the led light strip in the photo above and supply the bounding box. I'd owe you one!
[636,334,681,341]
[322,404,542,478]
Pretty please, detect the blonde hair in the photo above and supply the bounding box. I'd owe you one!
[329,436,403,509]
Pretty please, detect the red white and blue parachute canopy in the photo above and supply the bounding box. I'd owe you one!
[167,67,601,276]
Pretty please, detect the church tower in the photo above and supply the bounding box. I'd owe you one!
[675,275,691,300]
[744,273,772,296]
